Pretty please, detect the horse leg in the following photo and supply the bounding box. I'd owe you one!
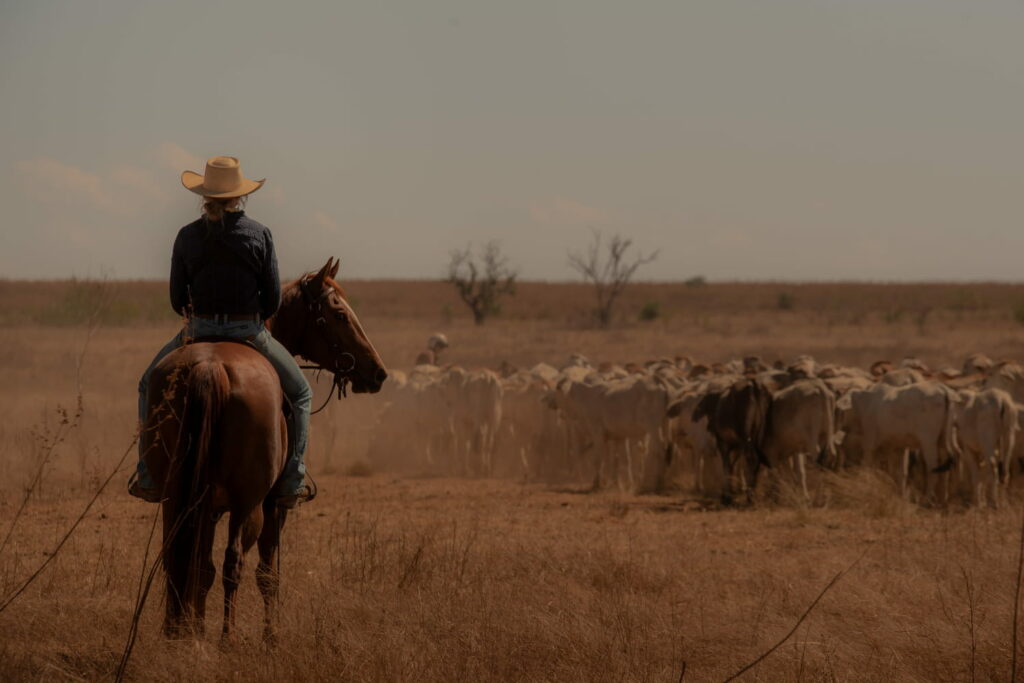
[222,508,263,640]
[256,503,287,643]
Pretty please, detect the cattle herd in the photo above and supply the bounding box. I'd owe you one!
[367,352,1024,508]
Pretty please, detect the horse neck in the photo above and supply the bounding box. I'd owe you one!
[266,286,306,357]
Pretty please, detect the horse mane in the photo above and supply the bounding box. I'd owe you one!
[327,278,346,299]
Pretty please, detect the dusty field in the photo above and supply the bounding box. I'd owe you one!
[3,280,1024,681]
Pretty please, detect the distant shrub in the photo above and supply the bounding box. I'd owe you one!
[638,300,660,321]
[446,241,517,325]
[776,291,795,311]
[567,230,658,328]
[440,303,454,324]
[883,308,904,324]
[684,276,707,288]
[948,289,980,312]
[1013,302,1024,327]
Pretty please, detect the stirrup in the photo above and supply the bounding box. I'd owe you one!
[275,484,315,510]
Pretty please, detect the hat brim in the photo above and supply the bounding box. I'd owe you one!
[181,171,265,198]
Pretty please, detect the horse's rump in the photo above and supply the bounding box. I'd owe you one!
[145,342,287,500]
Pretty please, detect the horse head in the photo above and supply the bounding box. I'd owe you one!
[273,258,388,394]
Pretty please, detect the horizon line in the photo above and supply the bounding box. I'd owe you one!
[4,276,1024,287]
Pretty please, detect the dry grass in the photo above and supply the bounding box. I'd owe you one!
[3,279,1024,681]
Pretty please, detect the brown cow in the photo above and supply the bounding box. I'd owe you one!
[691,377,773,503]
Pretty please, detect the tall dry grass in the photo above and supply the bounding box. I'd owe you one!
[3,476,1023,681]
[2,280,1024,680]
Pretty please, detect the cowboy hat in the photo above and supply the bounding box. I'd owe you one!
[181,156,265,198]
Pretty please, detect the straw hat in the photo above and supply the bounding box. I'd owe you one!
[181,156,265,198]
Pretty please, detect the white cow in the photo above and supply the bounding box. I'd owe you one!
[529,362,561,385]
[879,368,925,387]
[552,375,673,492]
[955,388,1017,507]
[439,367,503,475]
[984,363,1024,404]
[762,379,837,501]
[963,353,995,377]
[499,374,561,479]
[839,382,960,501]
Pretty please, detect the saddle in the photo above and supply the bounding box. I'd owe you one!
[188,335,260,350]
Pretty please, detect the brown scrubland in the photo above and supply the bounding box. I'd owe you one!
[3,278,1024,681]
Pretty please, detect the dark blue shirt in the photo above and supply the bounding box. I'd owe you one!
[169,211,281,319]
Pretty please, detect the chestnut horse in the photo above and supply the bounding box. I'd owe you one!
[142,258,386,639]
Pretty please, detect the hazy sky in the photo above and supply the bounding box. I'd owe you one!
[2,0,1022,281]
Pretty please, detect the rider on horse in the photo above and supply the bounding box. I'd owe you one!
[129,156,313,509]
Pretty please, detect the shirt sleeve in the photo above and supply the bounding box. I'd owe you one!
[169,230,188,316]
[259,229,282,320]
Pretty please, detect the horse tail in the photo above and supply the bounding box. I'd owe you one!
[163,359,230,633]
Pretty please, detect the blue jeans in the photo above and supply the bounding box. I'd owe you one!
[136,319,312,496]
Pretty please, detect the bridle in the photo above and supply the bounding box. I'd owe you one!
[297,276,357,415]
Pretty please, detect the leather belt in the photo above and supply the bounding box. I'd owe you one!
[194,313,261,323]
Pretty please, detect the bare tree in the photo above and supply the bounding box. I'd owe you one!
[568,230,659,327]
[446,241,518,325]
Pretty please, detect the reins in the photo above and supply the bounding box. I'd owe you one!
[297,276,356,415]
[301,368,349,415]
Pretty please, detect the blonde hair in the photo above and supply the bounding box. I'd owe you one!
[202,195,247,222]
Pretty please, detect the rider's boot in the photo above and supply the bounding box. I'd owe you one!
[128,460,161,503]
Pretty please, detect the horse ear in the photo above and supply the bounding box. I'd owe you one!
[329,258,340,280]
[310,258,334,290]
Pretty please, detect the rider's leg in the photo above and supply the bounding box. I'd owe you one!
[250,329,312,499]
[134,330,185,493]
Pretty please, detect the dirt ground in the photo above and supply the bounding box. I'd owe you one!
[3,280,1024,681]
